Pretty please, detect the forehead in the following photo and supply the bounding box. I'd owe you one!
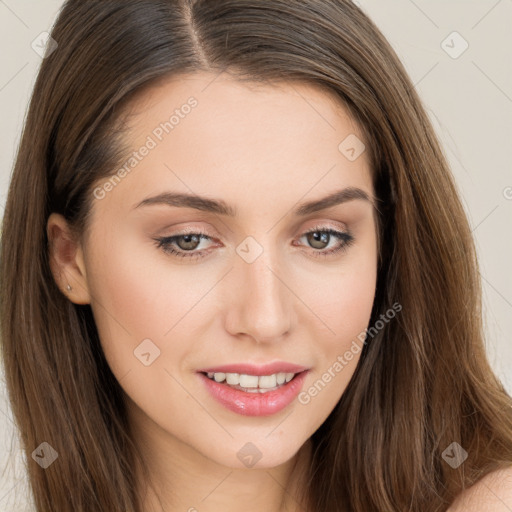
[130,68,349,104]
[91,71,373,222]
[122,72,366,150]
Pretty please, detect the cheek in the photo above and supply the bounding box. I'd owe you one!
[303,241,377,396]
[295,261,376,421]
[324,267,376,339]
[307,242,377,345]
[84,228,219,373]
[83,228,157,369]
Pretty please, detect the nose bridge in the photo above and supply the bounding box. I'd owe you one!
[225,235,293,342]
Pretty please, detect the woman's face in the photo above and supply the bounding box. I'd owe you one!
[52,72,378,471]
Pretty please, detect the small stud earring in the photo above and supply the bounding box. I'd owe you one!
[66,284,72,291]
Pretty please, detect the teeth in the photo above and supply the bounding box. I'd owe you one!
[213,372,225,383]
[226,373,239,385]
[239,374,259,388]
[206,371,297,389]
[259,374,277,388]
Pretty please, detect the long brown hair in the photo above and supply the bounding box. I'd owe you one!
[1,1,511,510]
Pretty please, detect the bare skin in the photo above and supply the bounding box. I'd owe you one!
[47,71,378,511]
[448,467,512,511]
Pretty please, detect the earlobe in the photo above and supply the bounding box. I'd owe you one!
[46,212,91,305]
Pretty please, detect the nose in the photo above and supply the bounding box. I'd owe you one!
[223,242,294,344]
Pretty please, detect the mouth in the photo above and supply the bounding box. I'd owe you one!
[200,370,303,393]
[197,365,310,416]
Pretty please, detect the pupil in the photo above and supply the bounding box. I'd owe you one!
[179,234,200,250]
[309,231,329,249]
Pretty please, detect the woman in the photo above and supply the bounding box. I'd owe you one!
[1,1,511,511]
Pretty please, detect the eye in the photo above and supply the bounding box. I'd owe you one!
[153,230,214,261]
[153,225,355,260]
[294,225,355,258]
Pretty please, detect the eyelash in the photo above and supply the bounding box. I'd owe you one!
[153,225,355,261]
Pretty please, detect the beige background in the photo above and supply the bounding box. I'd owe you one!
[0,1,511,510]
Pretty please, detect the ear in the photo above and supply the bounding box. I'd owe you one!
[46,213,91,305]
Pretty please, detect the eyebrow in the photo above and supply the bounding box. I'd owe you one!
[132,186,374,216]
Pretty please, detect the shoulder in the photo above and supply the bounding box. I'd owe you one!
[448,466,512,511]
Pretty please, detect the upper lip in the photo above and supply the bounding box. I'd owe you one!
[197,362,309,376]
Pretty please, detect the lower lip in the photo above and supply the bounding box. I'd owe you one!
[198,371,309,416]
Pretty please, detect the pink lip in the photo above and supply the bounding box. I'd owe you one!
[198,370,310,417]
[197,362,309,376]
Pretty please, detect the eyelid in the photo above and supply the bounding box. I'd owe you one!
[156,221,347,245]
[158,219,347,239]
[153,222,355,260]
[302,219,348,232]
